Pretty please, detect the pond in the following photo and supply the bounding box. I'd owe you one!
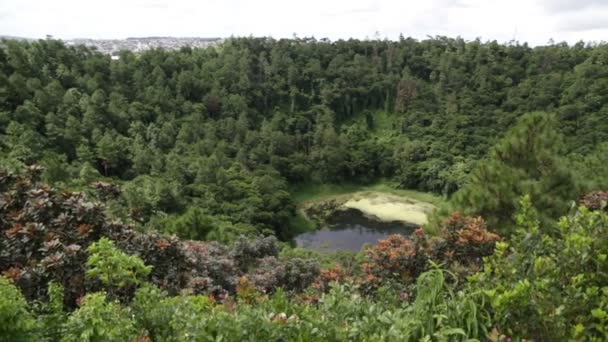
[294,208,417,252]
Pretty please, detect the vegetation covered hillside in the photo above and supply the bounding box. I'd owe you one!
[2,37,608,239]
[1,36,608,340]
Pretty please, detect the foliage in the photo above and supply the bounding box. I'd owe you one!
[1,36,608,341]
[360,215,499,292]
[394,269,491,341]
[0,169,320,306]
[361,234,426,287]
[2,37,607,238]
[86,237,152,289]
[165,207,214,240]
[448,112,578,232]
[35,281,68,341]
[126,274,491,341]
[60,292,139,342]
[0,276,38,341]
[471,197,608,340]
[579,191,608,211]
[1,183,607,341]
[437,212,500,264]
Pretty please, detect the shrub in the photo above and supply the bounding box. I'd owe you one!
[579,191,608,211]
[0,169,320,304]
[393,269,491,341]
[311,265,350,294]
[61,292,138,342]
[0,276,38,341]
[472,197,608,340]
[438,212,500,264]
[231,235,279,271]
[36,281,68,341]
[361,234,427,290]
[131,285,176,340]
[86,237,152,289]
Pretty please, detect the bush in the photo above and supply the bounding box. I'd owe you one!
[36,281,68,341]
[437,212,500,265]
[471,197,608,340]
[132,285,178,340]
[0,276,38,341]
[358,217,499,292]
[0,169,320,304]
[61,292,139,342]
[361,234,426,287]
[579,191,608,211]
[86,237,152,289]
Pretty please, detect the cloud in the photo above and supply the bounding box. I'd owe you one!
[322,0,381,17]
[440,0,473,9]
[1,0,608,45]
[135,1,169,10]
[559,14,608,31]
[550,2,608,33]
[541,0,608,13]
[558,10,608,32]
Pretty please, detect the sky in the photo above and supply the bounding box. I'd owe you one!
[1,0,608,46]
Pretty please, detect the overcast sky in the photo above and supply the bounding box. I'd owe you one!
[1,0,607,46]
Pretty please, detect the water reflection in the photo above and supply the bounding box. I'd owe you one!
[294,209,417,252]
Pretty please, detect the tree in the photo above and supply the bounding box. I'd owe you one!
[122,175,183,222]
[395,78,417,113]
[170,207,215,241]
[86,237,152,290]
[449,112,578,232]
[94,131,129,176]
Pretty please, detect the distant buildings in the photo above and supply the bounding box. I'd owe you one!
[63,37,224,55]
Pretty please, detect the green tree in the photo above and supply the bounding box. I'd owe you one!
[86,237,152,290]
[122,175,183,222]
[170,207,215,240]
[94,131,129,176]
[449,112,578,231]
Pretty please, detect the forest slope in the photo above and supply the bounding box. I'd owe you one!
[2,36,608,241]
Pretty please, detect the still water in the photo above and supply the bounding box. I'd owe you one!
[294,209,417,252]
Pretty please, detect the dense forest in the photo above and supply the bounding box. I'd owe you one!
[1,37,608,341]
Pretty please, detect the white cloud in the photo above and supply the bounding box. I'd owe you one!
[540,0,608,13]
[0,0,607,45]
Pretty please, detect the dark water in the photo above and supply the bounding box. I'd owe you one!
[294,208,417,252]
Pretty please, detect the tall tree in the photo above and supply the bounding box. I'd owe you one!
[449,112,578,232]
